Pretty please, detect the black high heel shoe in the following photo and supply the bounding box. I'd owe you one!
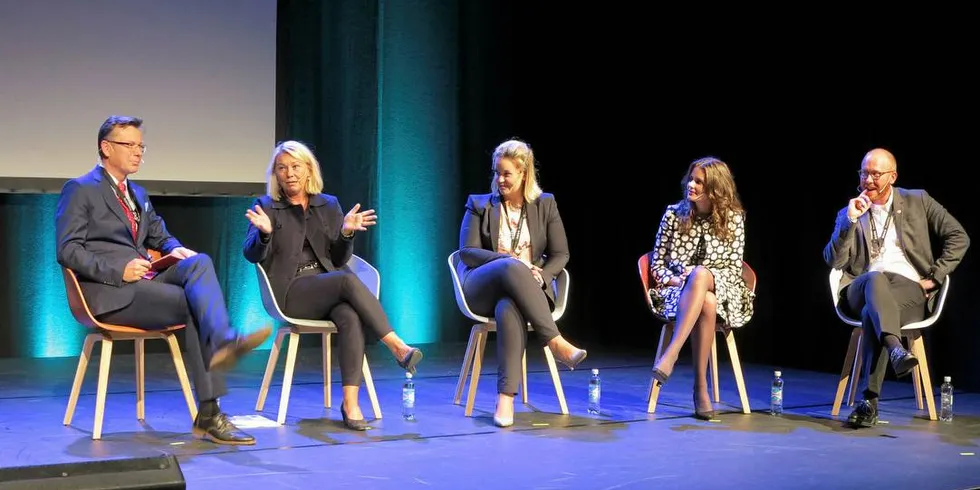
[340,404,369,431]
[398,347,423,375]
[693,392,715,421]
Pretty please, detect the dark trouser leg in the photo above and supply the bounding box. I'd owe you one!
[462,258,559,344]
[493,297,527,395]
[327,303,366,387]
[844,271,926,399]
[151,254,233,364]
[284,271,394,339]
[97,280,226,401]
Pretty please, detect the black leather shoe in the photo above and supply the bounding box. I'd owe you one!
[209,326,273,372]
[397,348,423,375]
[889,347,918,378]
[846,399,878,428]
[340,405,370,431]
[193,412,256,445]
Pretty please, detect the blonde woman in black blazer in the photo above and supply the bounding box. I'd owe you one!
[456,139,587,428]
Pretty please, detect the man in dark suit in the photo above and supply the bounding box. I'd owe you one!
[55,115,272,445]
[823,148,969,428]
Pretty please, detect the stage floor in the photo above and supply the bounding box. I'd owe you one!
[0,341,977,489]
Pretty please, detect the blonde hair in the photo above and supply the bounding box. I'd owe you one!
[266,140,324,201]
[489,139,543,202]
[676,156,744,241]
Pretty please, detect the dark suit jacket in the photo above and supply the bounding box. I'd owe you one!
[243,193,353,307]
[55,165,182,316]
[823,187,970,312]
[457,192,569,304]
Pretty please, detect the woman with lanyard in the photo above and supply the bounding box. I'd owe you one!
[455,139,587,428]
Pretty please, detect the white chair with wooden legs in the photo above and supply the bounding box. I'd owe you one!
[254,255,382,425]
[61,267,197,440]
[447,251,570,416]
[638,253,755,415]
[829,269,949,421]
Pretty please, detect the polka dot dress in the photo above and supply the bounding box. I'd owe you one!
[647,204,755,328]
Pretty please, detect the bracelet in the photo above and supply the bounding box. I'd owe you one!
[341,229,354,239]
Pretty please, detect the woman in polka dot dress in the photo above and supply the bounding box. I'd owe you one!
[647,156,755,419]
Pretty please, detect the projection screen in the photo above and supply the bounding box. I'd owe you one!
[0,0,276,195]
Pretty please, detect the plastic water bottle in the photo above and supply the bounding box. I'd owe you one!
[588,368,601,415]
[940,376,953,422]
[770,370,783,415]
[402,372,415,421]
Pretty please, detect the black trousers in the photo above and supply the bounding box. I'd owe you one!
[843,270,927,399]
[462,258,560,395]
[283,269,394,387]
[97,254,231,402]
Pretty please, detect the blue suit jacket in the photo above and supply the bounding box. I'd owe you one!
[55,165,182,316]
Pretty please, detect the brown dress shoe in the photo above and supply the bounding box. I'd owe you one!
[209,326,273,372]
[193,412,256,445]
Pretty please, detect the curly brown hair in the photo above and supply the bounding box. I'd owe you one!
[675,156,744,241]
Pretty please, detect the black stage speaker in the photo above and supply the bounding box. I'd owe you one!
[0,454,185,489]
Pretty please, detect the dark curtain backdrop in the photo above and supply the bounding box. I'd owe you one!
[1,1,976,393]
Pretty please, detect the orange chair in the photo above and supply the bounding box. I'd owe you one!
[638,253,754,414]
[62,263,197,440]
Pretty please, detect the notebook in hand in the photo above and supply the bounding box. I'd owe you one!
[150,253,182,271]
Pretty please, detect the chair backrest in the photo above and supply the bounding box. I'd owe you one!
[828,268,845,308]
[828,268,951,328]
[447,250,569,322]
[61,267,100,329]
[254,254,380,324]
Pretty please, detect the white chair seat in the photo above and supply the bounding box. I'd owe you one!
[829,269,950,421]
[254,255,383,425]
[447,251,571,416]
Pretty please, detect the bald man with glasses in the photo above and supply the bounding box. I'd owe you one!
[823,148,969,428]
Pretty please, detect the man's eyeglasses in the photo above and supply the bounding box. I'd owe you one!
[105,140,146,152]
[858,170,893,180]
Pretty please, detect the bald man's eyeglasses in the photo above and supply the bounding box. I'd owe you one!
[858,170,894,181]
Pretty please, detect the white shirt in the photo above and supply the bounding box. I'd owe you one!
[867,191,921,283]
[99,162,137,211]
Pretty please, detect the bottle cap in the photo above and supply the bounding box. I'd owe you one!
[592,368,599,375]
[406,372,413,379]
[944,376,951,382]
[774,370,782,377]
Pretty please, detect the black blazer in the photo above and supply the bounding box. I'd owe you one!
[243,193,353,307]
[823,187,970,312]
[457,192,569,304]
[55,165,182,315]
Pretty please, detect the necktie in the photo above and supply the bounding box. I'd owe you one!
[115,181,137,240]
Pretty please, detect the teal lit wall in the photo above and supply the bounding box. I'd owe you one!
[374,0,460,344]
[0,193,268,357]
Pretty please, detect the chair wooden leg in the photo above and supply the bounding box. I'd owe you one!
[647,325,672,413]
[464,331,487,417]
[521,350,528,405]
[912,365,923,409]
[362,354,382,419]
[832,328,862,416]
[135,338,145,421]
[543,346,569,415]
[65,334,98,426]
[710,334,720,403]
[906,331,936,420]
[454,325,480,405]
[164,333,197,421]
[323,332,331,408]
[256,327,287,411]
[724,329,750,414]
[93,337,114,440]
[276,332,300,425]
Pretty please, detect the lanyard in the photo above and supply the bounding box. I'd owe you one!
[868,208,893,258]
[504,203,526,253]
